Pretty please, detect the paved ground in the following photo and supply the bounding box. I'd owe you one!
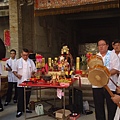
[0,99,96,120]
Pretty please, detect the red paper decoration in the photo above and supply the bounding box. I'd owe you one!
[4,29,10,46]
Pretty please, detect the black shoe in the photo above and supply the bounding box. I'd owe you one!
[26,109,32,113]
[85,110,93,115]
[4,102,9,106]
[13,100,17,103]
[16,112,22,118]
[0,105,3,112]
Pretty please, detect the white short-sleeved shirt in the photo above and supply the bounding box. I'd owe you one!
[6,58,17,82]
[108,51,120,91]
[116,53,120,85]
[92,50,120,91]
[12,58,37,87]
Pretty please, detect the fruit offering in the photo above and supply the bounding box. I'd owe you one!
[58,78,71,83]
[29,78,38,82]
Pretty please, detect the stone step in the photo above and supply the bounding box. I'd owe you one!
[28,83,94,107]
[83,96,93,101]
[81,85,93,104]
[30,84,93,94]
[81,85,92,90]
[82,91,93,96]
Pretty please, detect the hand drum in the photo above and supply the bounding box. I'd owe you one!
[87,55,103,69]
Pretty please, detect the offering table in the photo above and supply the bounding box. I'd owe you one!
[19,78,79,120]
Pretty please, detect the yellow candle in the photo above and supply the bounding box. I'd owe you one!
[76,57,80,70]
[42,58,45,67]
[48,58,51,67]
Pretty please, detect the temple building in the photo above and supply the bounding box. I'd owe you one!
[0,1,120,119]
[0,0,120,58]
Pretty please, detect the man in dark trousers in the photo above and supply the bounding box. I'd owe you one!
[13,48,37,117]
[4,49,18,106]
[92,39,120,120]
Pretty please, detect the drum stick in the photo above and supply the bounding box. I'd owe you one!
[109,78,118,87]
[7,63,12,71]
[104,85,114,97]
[104,85,120,108]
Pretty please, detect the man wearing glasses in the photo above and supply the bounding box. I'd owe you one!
[13,48,37,117]
[4,49,18,106]
[92,39,120,120]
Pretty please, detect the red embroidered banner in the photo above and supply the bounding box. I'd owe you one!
[4,29,10,46]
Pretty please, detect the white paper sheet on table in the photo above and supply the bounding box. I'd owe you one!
[57,88,64,99]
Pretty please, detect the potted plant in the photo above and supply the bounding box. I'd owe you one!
[80,52,93,70]
[80,55,87,70]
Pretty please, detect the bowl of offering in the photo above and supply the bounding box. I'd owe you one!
[42,75,52,81]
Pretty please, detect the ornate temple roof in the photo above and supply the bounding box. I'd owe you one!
[34,0,119,16]
[0,0,119,16]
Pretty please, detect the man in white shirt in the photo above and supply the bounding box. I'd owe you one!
[112,39,120,86]
[0,62,3,112]
[92,39,120,120]
[111,39,120,120]
[13,48,37,118]
[4,49,18,106]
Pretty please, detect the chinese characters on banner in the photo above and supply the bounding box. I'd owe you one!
[4,29,10,46]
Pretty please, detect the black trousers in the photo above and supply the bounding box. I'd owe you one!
[0,97,2,107]
[17,87,31,112]
[5,82,18,102]
[92,88,117,120]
